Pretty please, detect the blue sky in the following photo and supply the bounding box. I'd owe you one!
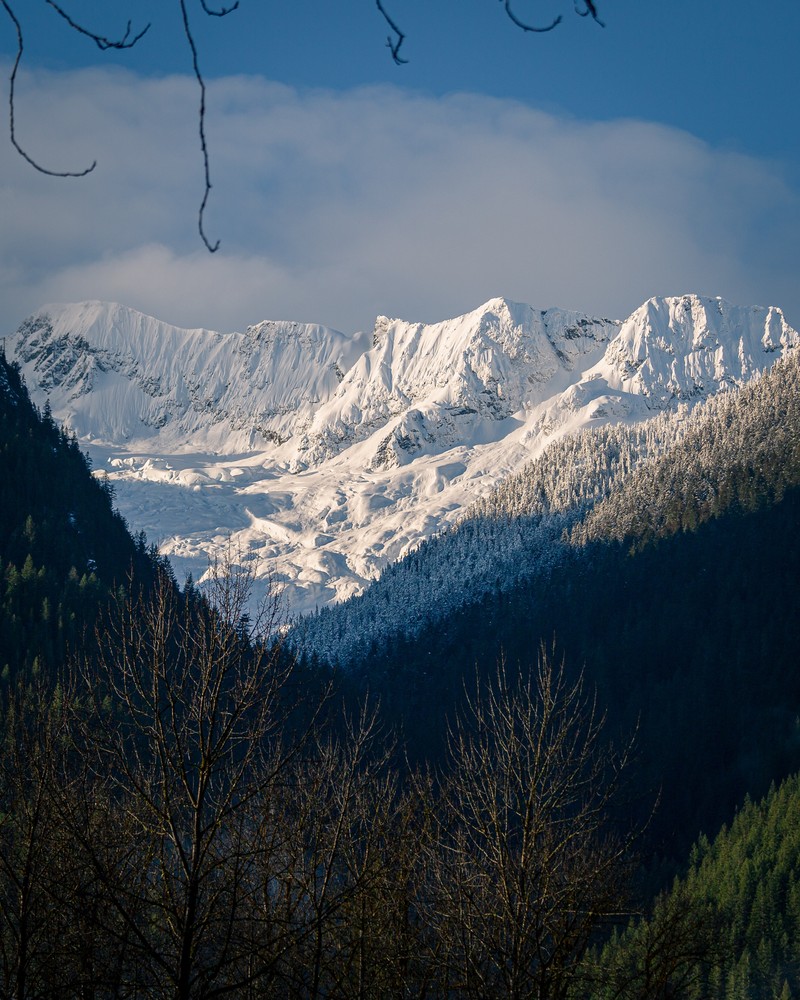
[1,1,798,335]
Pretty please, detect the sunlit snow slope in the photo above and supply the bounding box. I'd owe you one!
[6,295,797,617]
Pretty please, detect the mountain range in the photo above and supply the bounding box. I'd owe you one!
[4,290,800,997]
[5,293,797,619]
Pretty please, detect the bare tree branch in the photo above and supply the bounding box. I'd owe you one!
[574,0,605,28]
[1,0,96,177]
[199,0,240,16]
[375,0,408,65]
[501,0,562,35]
[178,0,220,253]
[69,558,312,996]
[428,649,638,997]
[45,1,151,51]
[3,0,603,250]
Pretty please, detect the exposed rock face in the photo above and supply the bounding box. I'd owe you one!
[8,301,369,452]
[290,298,620,469]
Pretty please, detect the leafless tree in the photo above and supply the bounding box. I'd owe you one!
[0,682,73,998]
[0,679,140,997]
[427,648,636,1000]
[0,567,651,998]
[66,555,314,999]
[253,702,434,999]
[0,557,442,998]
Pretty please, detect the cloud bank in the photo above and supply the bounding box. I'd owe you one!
[2,65,798,336]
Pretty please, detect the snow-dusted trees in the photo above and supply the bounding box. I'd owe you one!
[573,350,800,548]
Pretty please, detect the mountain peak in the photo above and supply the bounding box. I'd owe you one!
[290,298,620,469]
[7,301,364,452]
[595,294,799,406]
[6,293,798,619]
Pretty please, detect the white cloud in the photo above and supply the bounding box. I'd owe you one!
[1,65,798,337]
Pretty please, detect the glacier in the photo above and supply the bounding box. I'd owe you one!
[5,293,797,619]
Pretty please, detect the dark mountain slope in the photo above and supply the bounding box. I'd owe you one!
[339,353,800,863]
[0,348,155,681]
[593,771,800,999]
[346,491,800,861]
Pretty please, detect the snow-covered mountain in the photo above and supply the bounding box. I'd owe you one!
[299,338,800,667]
[289,300,618,470]
[9,301,369,453]
[5,294,797,618]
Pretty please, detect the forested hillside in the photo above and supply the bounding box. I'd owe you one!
[0,348,156,682]
[591,772,800,999]
[319,350,800,862]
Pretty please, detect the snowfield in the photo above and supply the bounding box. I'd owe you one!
[7,294,798,618]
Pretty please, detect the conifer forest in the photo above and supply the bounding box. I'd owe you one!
[2,340,800,999]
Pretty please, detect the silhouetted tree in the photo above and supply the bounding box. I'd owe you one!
[428,649,636,999]
[69,556,308,999]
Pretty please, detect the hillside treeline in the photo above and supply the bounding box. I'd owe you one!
[1,559,643,999]
[592,774,800,1000]
[4,345,800,997]
[0,349,155,684]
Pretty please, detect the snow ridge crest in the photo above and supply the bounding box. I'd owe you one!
[5,292,798,619]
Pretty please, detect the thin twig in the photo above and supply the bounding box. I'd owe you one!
[178,0,220,252]
[1,0,96,176]
[45,1,151,50]
[199,0,240,15]
[375,0,408,65]
[501,0,562,34]
[574,0,605,27]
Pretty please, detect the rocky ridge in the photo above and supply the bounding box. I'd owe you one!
[5,293,797,617]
